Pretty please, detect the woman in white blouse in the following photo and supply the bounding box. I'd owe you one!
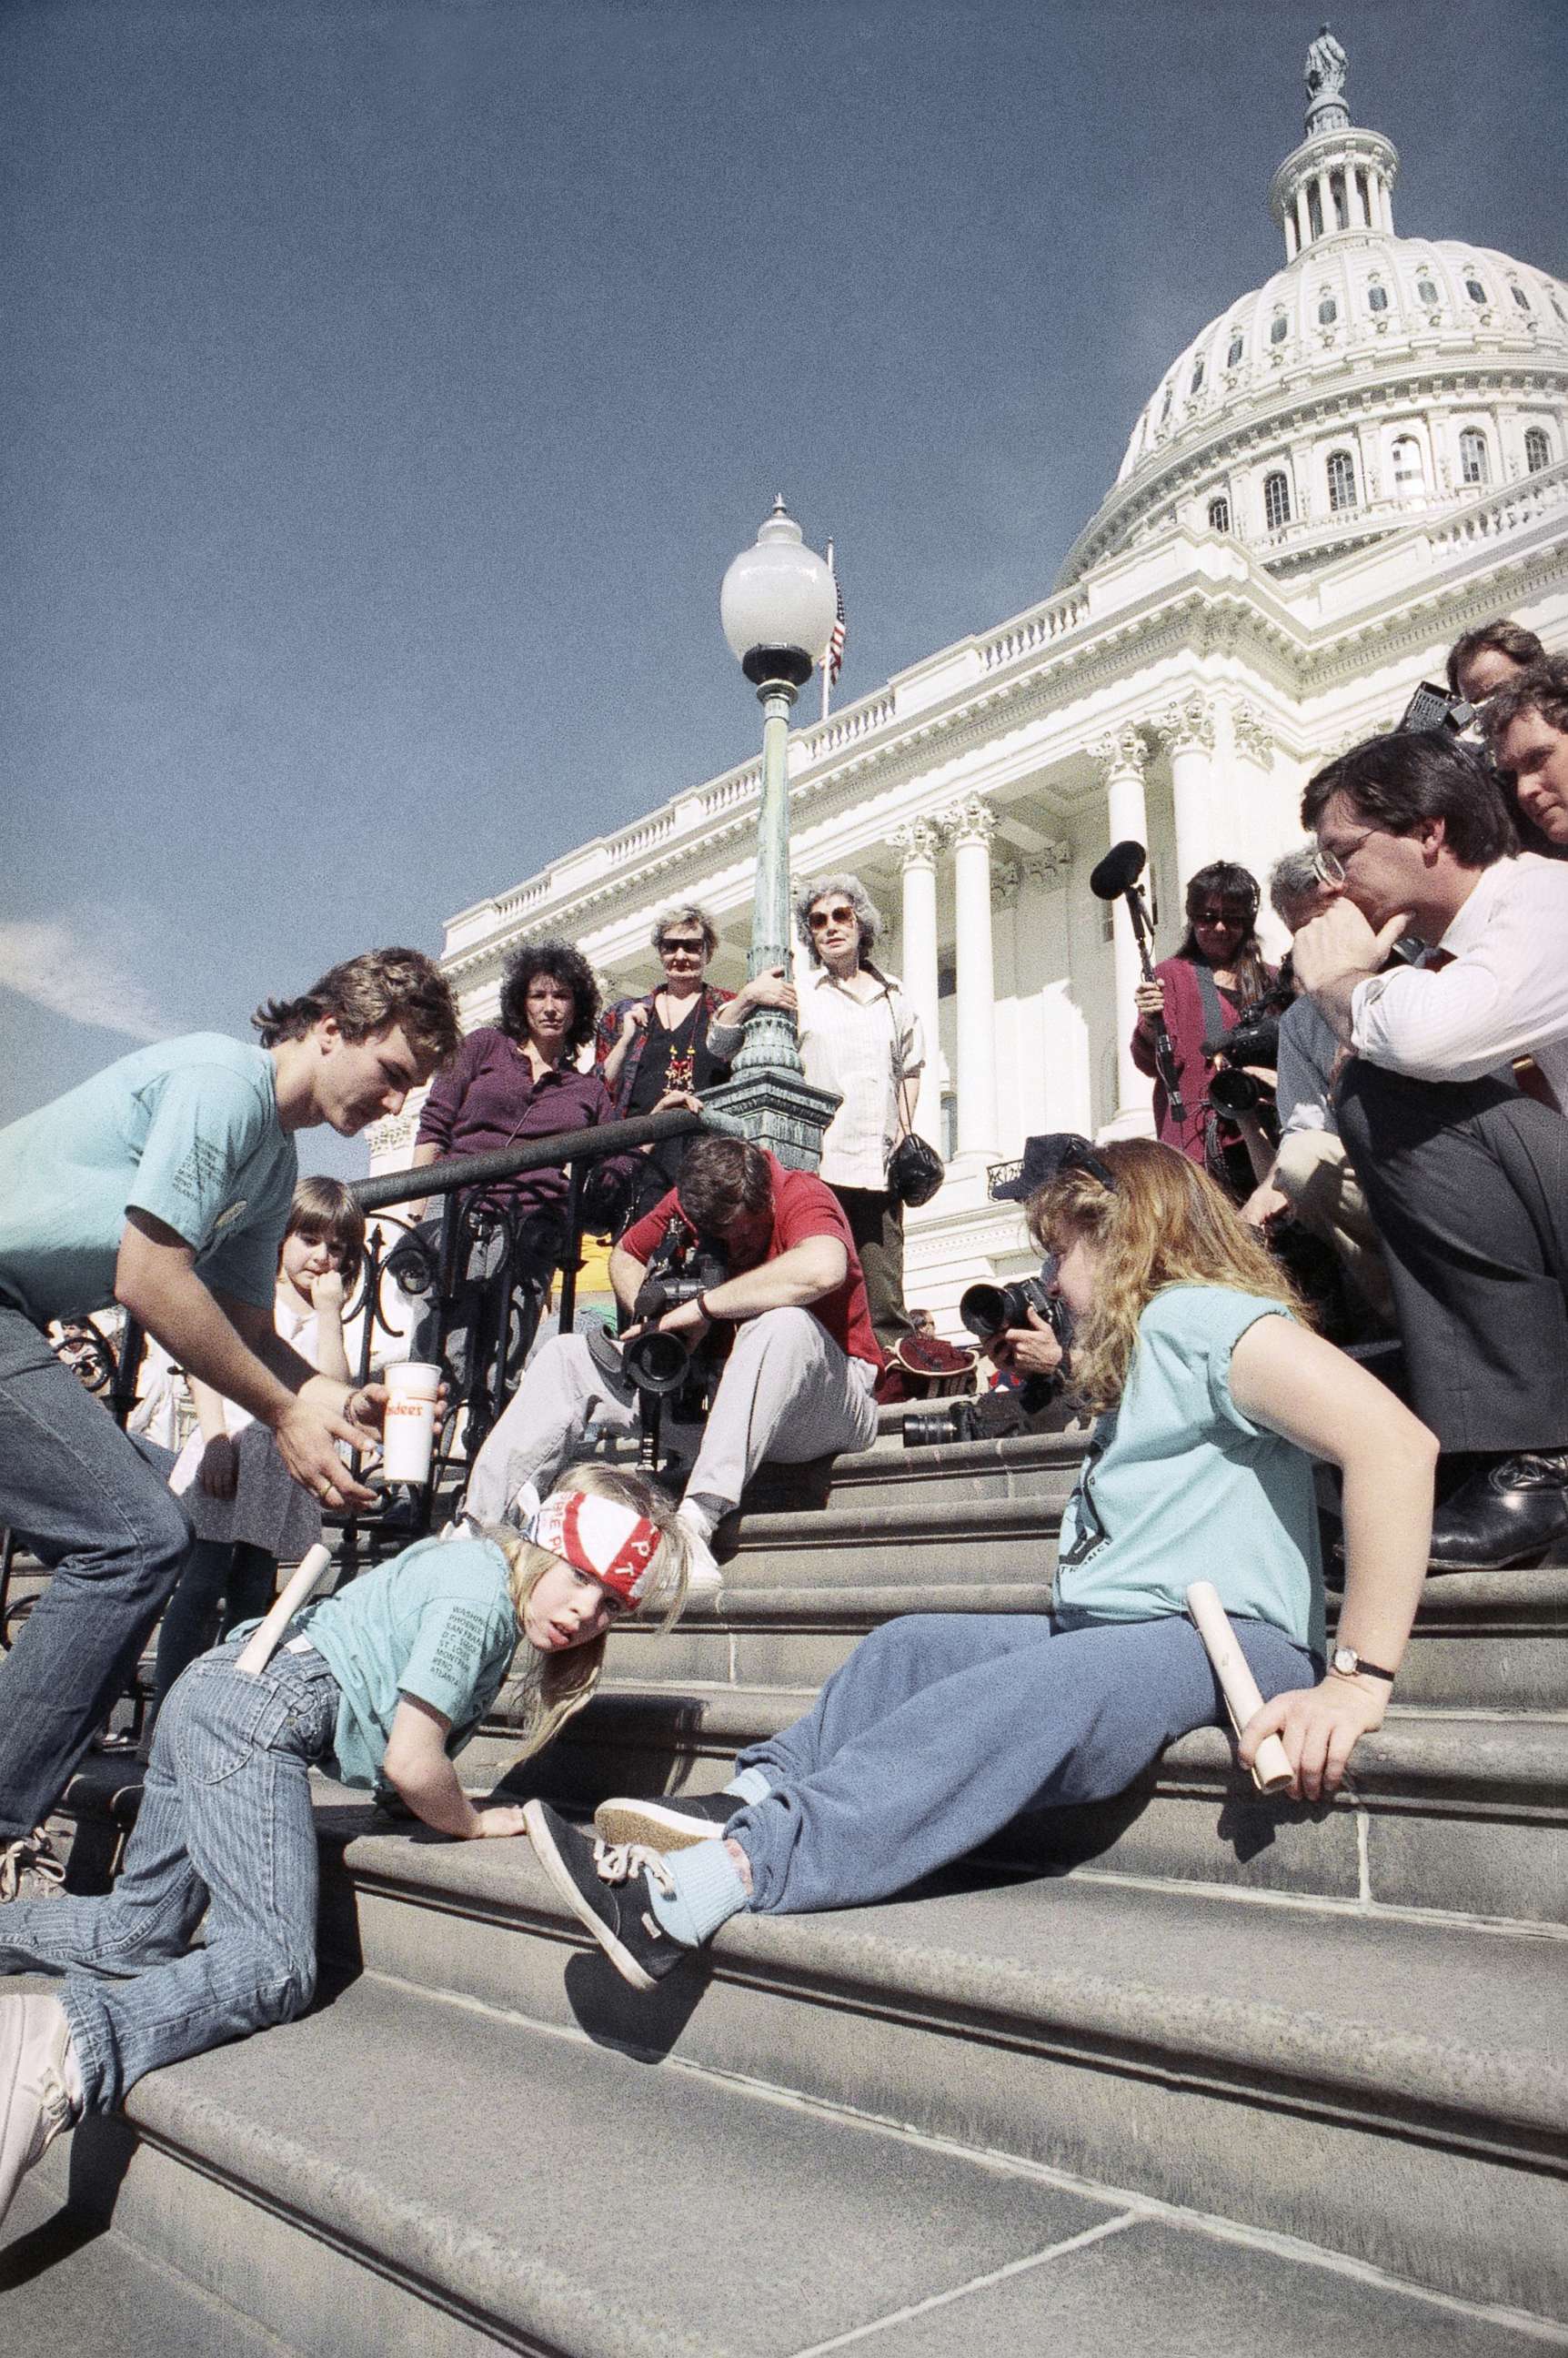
[789,874,922,1352]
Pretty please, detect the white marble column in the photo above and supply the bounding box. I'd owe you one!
[1091,730,1154,1127]
[1294,184,1311,252]
[1231,700,1278,902]
[950,794,999,1163]
[1158,694,1217,893]
[1314,170,1332,238]
[890,816,945,1150]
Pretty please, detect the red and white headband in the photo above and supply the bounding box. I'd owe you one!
[527,1488,664,1607]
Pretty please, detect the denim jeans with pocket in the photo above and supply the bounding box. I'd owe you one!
[0,1303,194,1841]
[0,1637,340,2111]
[729,1610,1318,1917]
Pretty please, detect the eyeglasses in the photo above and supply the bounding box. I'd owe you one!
[808,904,856,930]
[1191,905,1248,927]
[658,937,707,958]
[1312,829,1376,888]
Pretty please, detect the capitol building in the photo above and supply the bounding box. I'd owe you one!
[375,35,1568,1327]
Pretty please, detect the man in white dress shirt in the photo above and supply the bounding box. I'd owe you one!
[1295,730,1568,1571]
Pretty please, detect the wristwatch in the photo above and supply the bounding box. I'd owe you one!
[1330,1644,1396,1684]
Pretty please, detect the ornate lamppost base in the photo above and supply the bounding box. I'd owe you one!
[701,1068,842,1172]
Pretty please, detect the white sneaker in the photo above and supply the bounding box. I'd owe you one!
[0,1995,80,2228]
[675,1503,724,1600]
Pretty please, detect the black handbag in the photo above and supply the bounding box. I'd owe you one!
[881,977,945,1205]
[887,1130,945,1208]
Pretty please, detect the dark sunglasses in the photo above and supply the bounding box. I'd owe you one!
[808,904,856,930]
[658,937,707,956]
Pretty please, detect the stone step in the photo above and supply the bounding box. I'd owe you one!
[536,1564,1568,1716]
[1,2175,297,2357]
[307,1809,1568,2323]
[462,1699,1568,1931]
[22,1939,1565,2355]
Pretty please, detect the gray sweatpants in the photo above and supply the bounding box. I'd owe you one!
[462,1305,879,1525]
[728,1609,1317,1915]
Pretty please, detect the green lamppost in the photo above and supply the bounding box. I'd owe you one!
[702,499,841,1169]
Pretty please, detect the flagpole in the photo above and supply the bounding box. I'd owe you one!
[821,539,834,722]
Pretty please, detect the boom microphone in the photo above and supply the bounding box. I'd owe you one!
[1089,840,1148,901]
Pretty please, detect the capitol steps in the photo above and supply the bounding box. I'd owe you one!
[14,1940,1559,2358]
[11,1423,1568,2347]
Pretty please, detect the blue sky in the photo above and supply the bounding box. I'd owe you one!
[5,0,1563,1177]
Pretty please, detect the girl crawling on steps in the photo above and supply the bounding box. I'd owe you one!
[524,1136,1437,1991]
[0,1463,690,2223]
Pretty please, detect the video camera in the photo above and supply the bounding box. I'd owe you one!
[901,1272,1070,1447]
[1399,681,1478,737]
[585,1216,729,1467]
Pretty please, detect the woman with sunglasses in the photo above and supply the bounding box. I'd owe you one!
[1131,862,1274,1176]
[597,904,793,1228]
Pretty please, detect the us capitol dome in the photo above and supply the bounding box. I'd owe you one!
[1060,25,1568,584]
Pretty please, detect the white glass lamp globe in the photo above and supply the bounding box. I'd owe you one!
[720,499,838,671]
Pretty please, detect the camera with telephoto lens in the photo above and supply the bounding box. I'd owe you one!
[901,1273,1070,1446]
[1202,1004,1283,1118]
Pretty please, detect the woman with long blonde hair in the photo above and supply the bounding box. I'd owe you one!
[524,1137,1438,1995]
[0,1463,689,2224]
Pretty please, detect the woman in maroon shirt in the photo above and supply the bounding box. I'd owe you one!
[1131,862,1273,1181]
[404,941,630,1400]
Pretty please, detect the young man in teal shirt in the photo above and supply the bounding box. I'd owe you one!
[0,948,459,1898]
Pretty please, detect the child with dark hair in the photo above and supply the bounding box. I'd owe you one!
[149,1178,368,1722]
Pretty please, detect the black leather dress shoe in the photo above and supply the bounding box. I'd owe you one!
[1426,1451,1568,1572]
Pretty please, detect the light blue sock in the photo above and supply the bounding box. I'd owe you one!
[722,1766,771,1805]
[647,1837,749,1948]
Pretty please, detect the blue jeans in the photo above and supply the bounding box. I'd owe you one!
[0,1638,339,2111]
[0,1305,194,1841]
[729,1611,1318,1916]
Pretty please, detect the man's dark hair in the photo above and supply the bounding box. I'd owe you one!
[498,938,600,1055]
[1444,618,1546,697]
[1479,658,1568,858]
[1483,655,1568,750]
[676,1135,772,1231]
[1301,731,1516,868]
[252,949,459,1065]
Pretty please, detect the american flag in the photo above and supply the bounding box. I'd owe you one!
[827,561,847,684]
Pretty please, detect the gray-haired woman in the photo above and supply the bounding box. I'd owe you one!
[766,873,924,1351]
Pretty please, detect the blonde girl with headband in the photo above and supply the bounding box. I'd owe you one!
[0,1464,689,2226]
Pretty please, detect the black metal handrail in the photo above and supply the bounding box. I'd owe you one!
[332,1103,714,1539]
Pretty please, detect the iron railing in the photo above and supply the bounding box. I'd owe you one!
[0,1104,711,1627]
[341,1104,710,1534]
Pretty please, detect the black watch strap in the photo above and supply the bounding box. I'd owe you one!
[1332,1648,1396,1684]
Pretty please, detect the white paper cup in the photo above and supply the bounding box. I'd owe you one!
[381,1361,441,1486]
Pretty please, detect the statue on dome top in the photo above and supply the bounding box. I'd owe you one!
[1304,24,1351,133]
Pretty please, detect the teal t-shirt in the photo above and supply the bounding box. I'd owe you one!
[293,1536,522,1790]
[1052,1285,1325,1656]
[0,1035,297,1325]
